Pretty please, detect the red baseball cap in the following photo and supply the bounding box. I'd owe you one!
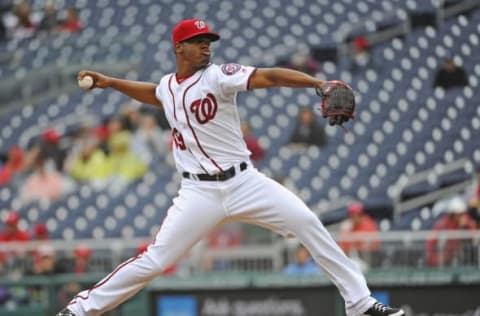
[348,202,364,216]
[34,223,48,238]
[5,211,20,225]
[172,19,220,44]
[43,128,60,143]
[74,245,92,258]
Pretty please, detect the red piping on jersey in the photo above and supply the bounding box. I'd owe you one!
[182,69,223,173]
[68,255,141,305]
[167,75,177,120]
[246,68,257,90]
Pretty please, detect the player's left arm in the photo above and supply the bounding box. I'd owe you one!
[248,68,324,91]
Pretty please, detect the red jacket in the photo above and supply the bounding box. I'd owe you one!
[244,136,264,161]
[339,215,380,255]
[426,214,477,266]
[0,229,30,262]
[0,230,30,242]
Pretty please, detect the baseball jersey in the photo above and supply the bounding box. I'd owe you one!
[155,63,256,174]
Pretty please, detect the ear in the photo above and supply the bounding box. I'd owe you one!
[174,42,183,54]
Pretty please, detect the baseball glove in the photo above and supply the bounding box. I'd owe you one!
[316,80,356,126]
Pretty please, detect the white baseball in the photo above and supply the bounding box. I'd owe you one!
[78,75,94,90]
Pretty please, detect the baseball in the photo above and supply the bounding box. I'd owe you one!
[78,75,94,90]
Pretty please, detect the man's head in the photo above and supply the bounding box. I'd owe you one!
[299,108,314,125]
[66,7,78,21]
[74,245,92,262]
[348,202,365,225]
[34,222,49,240]
[4,211,20,232]
[445,196,466,223]
[441,58,457,72]
[34,243,56,274]
[172,19,220,71]
[240,121,251,137]
[294,244,311,265]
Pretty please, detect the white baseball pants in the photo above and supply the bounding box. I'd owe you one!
[68,166,375,316]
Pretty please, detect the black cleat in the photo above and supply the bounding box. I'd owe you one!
[56,308,76,316]
[363,302,405,316]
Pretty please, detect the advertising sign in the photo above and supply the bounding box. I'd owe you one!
[153,287,337,316]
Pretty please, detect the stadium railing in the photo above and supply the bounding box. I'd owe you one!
[0,230,478,277]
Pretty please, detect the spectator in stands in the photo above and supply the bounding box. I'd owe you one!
[29,222,52,269]
[0,211,29,242]
[58,7,82,33]
[69,119,144,188]
[11,1,35,39]
[433,57,469,89]
[241,121,264,162]
[120,104,142,132]
[69,142,112,185]
[26,243,60,305]
[32,222,49,241]
[39,127,67,172]
[283,244,321,276]
[37,1,58,33]
[338,202,380,257]
[94,119,110,147]
[0,146,24,186]
[54,245,92,275]
[64,124,99,165]
[131,113,169,165]
[288,108,327,148]
[426,196,477,267]
[0,212,30,267]
[203,223,243,271]
[349,36,373,73]
[71,245,92,274]
[20,154,65,203]
[467,174,480,225]
[27,243,58,276]
[107,132,147,182]
[106,116,129,149]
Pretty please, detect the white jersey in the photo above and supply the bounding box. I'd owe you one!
[155,63,256,174]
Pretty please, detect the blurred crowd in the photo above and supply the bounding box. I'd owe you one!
[0,1,82,41]
[0,104,171,202]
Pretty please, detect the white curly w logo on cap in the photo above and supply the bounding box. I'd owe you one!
[194,20,206,29]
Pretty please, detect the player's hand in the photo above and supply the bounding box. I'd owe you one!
[314,80,325,92]
[78,70,111,89]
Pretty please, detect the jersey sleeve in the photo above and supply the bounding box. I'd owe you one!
[155,76,168,104]
[216,63,256,96]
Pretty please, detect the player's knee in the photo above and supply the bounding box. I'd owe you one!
[140,247,177,276]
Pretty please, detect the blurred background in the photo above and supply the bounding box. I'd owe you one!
[0,0,480,315]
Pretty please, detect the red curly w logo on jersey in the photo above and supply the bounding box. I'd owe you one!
[190,93,218,124]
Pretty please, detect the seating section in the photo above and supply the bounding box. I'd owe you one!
[0,1,479,239]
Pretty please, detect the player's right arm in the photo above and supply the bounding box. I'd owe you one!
[78,70,162,108]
